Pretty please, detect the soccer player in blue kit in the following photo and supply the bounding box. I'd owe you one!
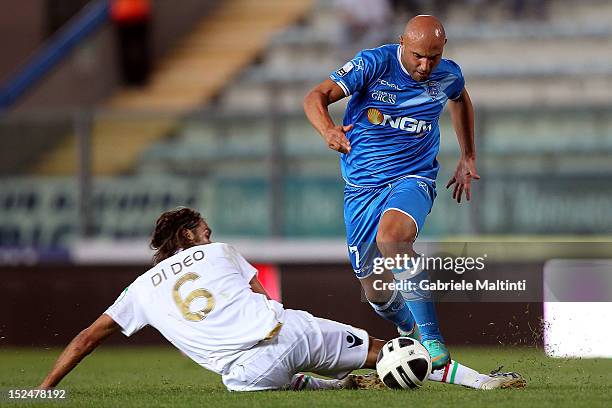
[304,15,479,369]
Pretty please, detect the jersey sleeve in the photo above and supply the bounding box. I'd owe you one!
[225,244,258,282]
[329,48,382,96]
[444,60,465,101]
[104,286,147,337]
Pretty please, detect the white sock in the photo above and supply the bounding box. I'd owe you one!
[288,374,344,391]
[428,360,491,389]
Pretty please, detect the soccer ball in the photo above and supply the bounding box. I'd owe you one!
[376,337,432,389]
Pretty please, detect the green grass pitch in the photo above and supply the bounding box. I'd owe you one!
[1,346,610,407]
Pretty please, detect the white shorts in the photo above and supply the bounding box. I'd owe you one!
[222,309,369,391]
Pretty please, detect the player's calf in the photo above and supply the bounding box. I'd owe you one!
[358,271,417,334]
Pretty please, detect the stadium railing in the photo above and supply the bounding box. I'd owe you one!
[0,0,109,110]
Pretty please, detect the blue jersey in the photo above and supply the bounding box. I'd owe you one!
[329,44,465,187]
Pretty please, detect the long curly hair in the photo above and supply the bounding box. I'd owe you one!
[150,207,203,265]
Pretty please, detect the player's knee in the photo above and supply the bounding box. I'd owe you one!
[376,224,416,246]
[377,210,418,246]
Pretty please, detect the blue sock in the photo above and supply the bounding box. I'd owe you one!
[406,299,444,342]
[392,266,444,342]
[368,289,415,332]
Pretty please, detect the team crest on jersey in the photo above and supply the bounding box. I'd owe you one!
[426,81,441,98]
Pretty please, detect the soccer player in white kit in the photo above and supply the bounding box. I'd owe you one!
[38,207,380,391]
[39,208,525,391]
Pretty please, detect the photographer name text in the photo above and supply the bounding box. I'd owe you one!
[374,279,527,292]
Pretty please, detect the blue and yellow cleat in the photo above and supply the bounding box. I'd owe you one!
[422,339,451,370]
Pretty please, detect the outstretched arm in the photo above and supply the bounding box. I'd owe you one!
[446,87,480,203]
[39,314,120,389]
[303,79,353,154]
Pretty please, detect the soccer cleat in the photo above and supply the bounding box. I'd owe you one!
[341,372,386,390]
[397,321,421,341]
[422,339,451,370]
[476,366,527,390]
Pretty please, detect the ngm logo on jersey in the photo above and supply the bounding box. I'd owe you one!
[367,108,431,135]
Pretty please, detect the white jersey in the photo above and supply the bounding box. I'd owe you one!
[104,243,285,375]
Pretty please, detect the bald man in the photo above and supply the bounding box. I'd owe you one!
[304,15,478,370]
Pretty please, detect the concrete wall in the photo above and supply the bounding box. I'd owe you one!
[0,0,46,83]
[151,0,216,61]
[13,25,120,111]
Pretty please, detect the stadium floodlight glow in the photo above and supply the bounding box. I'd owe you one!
[543,260,612,358]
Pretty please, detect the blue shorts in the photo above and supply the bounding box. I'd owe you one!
[343,176,436,279]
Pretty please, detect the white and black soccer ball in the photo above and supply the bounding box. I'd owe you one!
[376,337,432,389]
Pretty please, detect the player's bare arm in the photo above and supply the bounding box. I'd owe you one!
[446,87,480,203]
[303,79,353,154]
[249,275,272,300]
[39,314,120,389]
